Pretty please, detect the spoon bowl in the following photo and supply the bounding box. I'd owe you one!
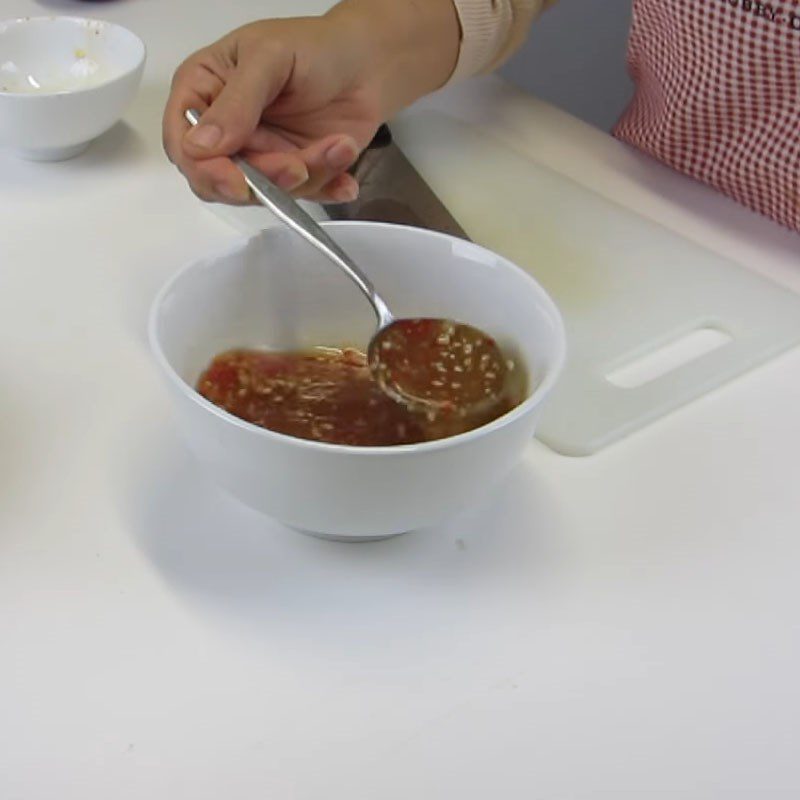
[368,318,512,424]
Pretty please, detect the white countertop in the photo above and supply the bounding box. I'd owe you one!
[2,2,799,798]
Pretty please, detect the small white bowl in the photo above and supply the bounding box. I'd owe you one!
[0,16,145,161]
[150,223,566,541]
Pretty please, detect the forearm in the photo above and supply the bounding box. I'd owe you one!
[451,0,545,79]
[326,0,461,116]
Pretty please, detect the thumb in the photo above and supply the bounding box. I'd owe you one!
[183,45,292,157]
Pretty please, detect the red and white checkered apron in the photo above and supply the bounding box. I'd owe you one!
[613,0,800,232]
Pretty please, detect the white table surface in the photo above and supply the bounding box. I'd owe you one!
[2,2,799,798]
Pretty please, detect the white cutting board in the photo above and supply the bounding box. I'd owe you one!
[210,112,800,456]
[390,112,800,455]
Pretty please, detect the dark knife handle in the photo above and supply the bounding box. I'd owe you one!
[348,123,392,178]
[364,123,393,151]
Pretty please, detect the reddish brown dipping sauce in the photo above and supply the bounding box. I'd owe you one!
[370,319,510,414]
[197,345,527,447]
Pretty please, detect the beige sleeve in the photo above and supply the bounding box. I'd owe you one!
[449,0,557,80]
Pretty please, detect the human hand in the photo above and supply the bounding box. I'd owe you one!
[163,1,459,205]
[163,17,382,205]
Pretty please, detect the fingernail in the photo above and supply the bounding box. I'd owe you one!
[186,123,222,149]
[325,139,359,170]
[331,183,359,204]
[275,166,308,192]
[214,183,248,203]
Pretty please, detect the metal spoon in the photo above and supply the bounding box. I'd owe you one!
[185,108,510,421]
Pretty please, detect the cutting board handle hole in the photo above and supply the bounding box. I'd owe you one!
[606,327,733,389]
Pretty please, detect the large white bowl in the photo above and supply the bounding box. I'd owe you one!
[150,223,566,541]
[0,16,145,161]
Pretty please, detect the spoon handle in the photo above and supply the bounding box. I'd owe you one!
[185,109,393,329]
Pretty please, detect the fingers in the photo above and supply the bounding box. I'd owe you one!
[183,154,361,206]
[183,157,251,204]
[181,41,293,160]
[244,132,361,201]
[180,140,362,206]
[186,130,362,206]
[182,142,361,206]
[162,55,252,203]
[295,135,361,199]
[315,173,361,204]
[162,57,219,166]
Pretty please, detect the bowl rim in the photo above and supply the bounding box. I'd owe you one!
[0,16,146,99]
[149,221,567,456]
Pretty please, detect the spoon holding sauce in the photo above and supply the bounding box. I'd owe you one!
[185,109,511,424]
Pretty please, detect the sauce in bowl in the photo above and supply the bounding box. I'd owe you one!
[197,344,527,447]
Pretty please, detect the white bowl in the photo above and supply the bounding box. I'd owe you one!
[150,223,566,541]
[0,16,145,161]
